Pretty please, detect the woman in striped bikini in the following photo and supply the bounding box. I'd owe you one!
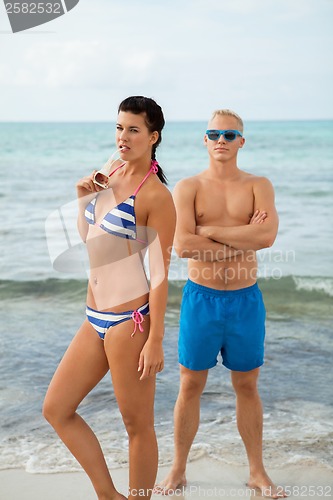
[43,96,176,500]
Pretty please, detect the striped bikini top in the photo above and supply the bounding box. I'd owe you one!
[84,160,158,240]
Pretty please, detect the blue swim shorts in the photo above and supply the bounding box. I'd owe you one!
[178,280,266,372]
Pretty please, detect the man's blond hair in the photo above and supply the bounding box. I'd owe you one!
[209,109,244,133]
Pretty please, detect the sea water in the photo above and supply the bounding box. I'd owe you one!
[0,121,332,473]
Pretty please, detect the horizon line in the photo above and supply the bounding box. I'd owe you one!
[1,117,333,124]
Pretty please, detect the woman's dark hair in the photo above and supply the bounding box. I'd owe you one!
[118,96,167,184]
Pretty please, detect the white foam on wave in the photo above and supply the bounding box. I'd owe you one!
[293,276,333,297]
[1,400,332,473]
[0,430,130,474]
[286,454,333,469]
[159,401,333,469]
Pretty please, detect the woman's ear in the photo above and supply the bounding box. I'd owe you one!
[150,131,159,145]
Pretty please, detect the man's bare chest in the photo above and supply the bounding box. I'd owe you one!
[194,184,254,226]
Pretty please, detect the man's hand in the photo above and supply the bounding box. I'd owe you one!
[196,209,267,239]
[195,225,209,238]
[249,210,267,224]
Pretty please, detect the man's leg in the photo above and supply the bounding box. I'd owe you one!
[231,369,287,498]
[156,365,208,493]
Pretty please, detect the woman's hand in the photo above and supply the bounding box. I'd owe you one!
[76,171,105,198]
[138,338,164,381]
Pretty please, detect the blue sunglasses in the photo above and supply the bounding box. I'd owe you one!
[206,129,243,141]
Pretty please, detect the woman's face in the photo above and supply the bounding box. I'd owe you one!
[116,111,158,162]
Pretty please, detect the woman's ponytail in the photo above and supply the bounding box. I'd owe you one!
[152,145,167,184]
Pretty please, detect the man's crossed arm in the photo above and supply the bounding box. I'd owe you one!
[196,177,279,252]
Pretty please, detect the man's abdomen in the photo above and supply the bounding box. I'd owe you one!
[188,251,257,290]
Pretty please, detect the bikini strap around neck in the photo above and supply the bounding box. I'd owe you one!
[133,160,159,196]
[107,160,158,195]
[108,161,126,178]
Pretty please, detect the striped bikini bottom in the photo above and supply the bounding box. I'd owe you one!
[86,302,149,340]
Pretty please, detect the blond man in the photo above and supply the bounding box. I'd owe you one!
[158,110,286,498]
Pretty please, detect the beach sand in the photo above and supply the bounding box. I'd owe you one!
[1,459,332,500]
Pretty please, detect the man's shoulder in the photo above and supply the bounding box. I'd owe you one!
[174,174,203,194]
[176,169,212,185]
[240,171,273,188]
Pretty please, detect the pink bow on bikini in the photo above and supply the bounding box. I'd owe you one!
[151,160,159,174]
[131,310,144,337]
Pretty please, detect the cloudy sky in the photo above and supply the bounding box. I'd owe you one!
[0,0,332,121]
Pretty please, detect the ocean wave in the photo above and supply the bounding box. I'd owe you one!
[293,276,333,297]
[1,275,332,303]
[0,278,87,300]
[0,276,332,323]
[2,401,332,474]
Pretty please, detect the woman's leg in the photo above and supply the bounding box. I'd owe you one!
[104,315,157,500]
[43,320,124,500]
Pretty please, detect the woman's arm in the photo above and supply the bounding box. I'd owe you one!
[76,171,102,242]
[138,187,176,380]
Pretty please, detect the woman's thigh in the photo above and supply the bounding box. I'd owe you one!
[104,316,155,425]
[44,320,110,415]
